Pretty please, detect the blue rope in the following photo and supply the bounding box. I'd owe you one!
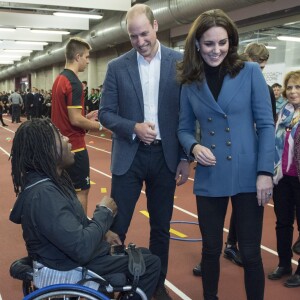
[170,220,202,242]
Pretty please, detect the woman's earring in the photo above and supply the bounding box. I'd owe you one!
[195,40,200,52]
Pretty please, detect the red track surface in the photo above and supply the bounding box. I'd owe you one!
[0,115,299,299]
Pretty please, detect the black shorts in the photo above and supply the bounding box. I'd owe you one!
[66,149,90,191]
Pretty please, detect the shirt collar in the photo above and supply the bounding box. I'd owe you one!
[137,40,161,62]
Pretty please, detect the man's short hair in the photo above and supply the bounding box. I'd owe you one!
[126,4,155,27]
[65,37,92,62]
[272,83,282,88]
[244,43,269,63]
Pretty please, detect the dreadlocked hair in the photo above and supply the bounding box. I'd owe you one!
[10,118,75,197]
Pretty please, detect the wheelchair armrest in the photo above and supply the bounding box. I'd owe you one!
[10,257,33,281]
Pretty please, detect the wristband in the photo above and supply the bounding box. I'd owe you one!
[98,205,114,216]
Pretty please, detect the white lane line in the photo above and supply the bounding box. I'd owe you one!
[0,146,10,156]
[0,126,15,134]
[165,279,192,300]
[87,132,112,142]
[87,144,111,154]
[90,166,112,178]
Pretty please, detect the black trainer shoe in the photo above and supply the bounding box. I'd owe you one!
[292,236,300,255]
[268,266,292,280]
[153,285,172,300]
[284,273,300,287]
[193,263,202,276]
[224,243,243,266]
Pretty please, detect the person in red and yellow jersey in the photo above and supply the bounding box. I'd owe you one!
[52,37,101,213]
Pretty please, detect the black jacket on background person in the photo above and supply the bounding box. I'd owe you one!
[268,85,277,122]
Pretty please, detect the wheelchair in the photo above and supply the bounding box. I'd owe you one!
[10,256,147,300]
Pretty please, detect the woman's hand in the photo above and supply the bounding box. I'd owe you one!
[256,175,273,206]
[192,144,216,166]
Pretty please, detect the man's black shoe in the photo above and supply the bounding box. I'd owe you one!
[193,263,202,276]
[153,285,172,300]
[268,266,292,280]
[284,274,300,287]
[223,244,243,266]
[292,237,300,255]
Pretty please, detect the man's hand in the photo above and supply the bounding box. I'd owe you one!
[175,160,190,186]
[134,122,157,144]
[86,110,99,121]
[98,196,118,217]
[105,230,122,245]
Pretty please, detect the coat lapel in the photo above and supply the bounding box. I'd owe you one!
[191,82,225,114]
[158,47,172,110]
[194,67,248,114]
[125,50,144,115]
[217,69,248,112]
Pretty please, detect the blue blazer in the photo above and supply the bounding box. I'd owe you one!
[178,62,275,196]
[99,45,184,175]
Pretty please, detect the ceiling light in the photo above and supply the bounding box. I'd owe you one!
[0,60,14,64]
[31,29,70,35]
[277,36,300,42]
[0,53,22,57]
[265,46,277,49]
[284,21,300,26]
[15,41,48,46]
[53,12,103,19]
[0,58,21,62]
[0,28,16,32]
[3,49,32,53]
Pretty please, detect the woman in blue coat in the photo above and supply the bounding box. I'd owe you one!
[177,9,275,300]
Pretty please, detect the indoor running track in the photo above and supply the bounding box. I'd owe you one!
[0,115,299,300]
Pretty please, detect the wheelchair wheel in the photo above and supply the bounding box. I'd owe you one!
[22,283,110,300]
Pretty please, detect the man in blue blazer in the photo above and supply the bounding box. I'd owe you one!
[99,4,190,299]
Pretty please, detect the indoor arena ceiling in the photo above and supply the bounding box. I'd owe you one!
[0,0,300,71]
[0,0,132,65]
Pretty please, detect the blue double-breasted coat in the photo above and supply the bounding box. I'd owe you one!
[178,62,275,196]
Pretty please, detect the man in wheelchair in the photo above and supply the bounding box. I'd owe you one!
[9,118,161,299]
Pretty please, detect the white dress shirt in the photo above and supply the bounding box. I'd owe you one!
[137,41,161,140]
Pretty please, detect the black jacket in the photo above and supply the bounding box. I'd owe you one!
[25,92,34,109]
[10,172,113,271]
[268,85,276,122]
